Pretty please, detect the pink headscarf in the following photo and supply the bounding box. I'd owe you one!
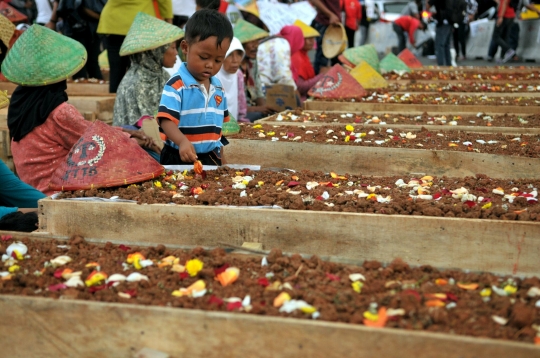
[279,25,305,81]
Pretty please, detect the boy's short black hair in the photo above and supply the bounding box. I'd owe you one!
[184,9,233,47]
[196,0,220,10]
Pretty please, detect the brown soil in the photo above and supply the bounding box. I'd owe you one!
[383,70,540,81]
[1,236,539,344]
[314,93,540,106]
[386,82,540,93]
[231,123,540,158]
[57,168,540,221]
[266,110,540,128]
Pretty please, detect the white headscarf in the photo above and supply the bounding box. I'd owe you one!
[216,37,245,120]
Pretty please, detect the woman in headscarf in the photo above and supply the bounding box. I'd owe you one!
[2,25,159,195]
[291,20,325,101]
[257,24,304,90]
[113,12,182,127]
[215,37,248,122]
[234,19,273,122]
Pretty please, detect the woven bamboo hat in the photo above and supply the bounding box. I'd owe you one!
[49,121,164,191]
[1,25,86,86]
[293,19,320,38]
[342,45,380,73]
[120,12,184,56]
[308,64,366,100]
[322,23,347,59]
[380,53,411,73]
[0,15,15,49]
[0,90,9,109]
[234,19,268,44]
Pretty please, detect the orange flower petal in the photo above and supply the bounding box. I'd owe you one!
[273,292,291,307]
[363,307,388,328]
[425,299,445,307]
[217,267,240,287]
[194,160,203,175]
[457,283,478,290]
[435,278,448,286]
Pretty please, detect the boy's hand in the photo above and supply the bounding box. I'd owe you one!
[179,138,198,163]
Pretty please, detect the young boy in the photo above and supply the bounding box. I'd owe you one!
[157,9,233,166]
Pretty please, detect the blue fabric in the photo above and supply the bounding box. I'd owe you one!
[157,62,229,155]
[435,24,452,66]
[0,160,46,219]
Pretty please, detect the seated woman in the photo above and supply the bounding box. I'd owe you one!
[216,37,248,123]
[0,160,45,232]
[234,19,273,122]
[113,12,183,127]
[257,25,304,91]
[291,20,324,101]
[3,25,159,196]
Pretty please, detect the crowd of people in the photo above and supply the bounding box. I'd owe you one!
[0,0,539,231]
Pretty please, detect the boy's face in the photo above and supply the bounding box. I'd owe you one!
[181,36,231,84]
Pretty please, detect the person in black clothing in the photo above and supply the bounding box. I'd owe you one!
[428,0,452,66]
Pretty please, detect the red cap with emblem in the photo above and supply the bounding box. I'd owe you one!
[48,121,164,191]
[308,64,367,100]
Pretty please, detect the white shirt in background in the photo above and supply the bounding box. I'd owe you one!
[35,0,53,24]
[172,0,196,17]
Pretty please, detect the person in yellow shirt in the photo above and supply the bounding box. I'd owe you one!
[97,0,173,93]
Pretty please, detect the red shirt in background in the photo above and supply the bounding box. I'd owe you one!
[394,15,421,45]
[340,0,362,30]
[498,0,516,18]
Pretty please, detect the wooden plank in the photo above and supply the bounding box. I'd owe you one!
[257,111,540,135]
[304,101,539,114]
[226,139,540,179]
[67,96,115,114]
[390,91,540,98]
[390,79,540,85]
[39,198,540,277]
[0,81,112,96]
[0,295,537,358]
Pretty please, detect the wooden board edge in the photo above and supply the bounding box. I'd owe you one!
[0,294,538,358]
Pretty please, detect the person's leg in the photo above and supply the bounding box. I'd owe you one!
[313,22,328,74]
[86,30,103,80]
[443,25,452,65]
[507,21,519,52]
[392,23,406,53]
[70,29,89,79]
[105,35,128,93]
[461,23,469,58]
[434,25,446,65]
[453,23,460,56]
[345,26,355,48]
[487,39,498,60]
[493,18,512,56]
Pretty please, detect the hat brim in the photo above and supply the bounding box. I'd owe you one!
[120,34,183,57]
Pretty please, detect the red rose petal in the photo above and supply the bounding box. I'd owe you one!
[201,171,207,180]
[53,269,64,279]
[446,292,458,302]
[208,295,224,306]
[287,181,300,187]
[402,289,421,302]
[201,183,209,189]
[433,192,442,200]
[48,283,67,291]
[1,235,12,241]
[226,301,242,311]
[464,201,476,208]
[214,263,230,275]
[118,244,131,252]
[326,182,334,187]
[124,289,137,298]
[88,284,108,293]
[257,278,270,287]
[179,272,189,280]
[326,273,340,281]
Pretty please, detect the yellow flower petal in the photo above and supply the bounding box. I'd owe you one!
[273,292,291,307]
[345,125,354,132]
[185,259,204,277]
[482,202,492,210]
[352,281,363,293]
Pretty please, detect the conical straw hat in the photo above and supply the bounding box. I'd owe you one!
[0,90,9,109]
[379,53,411,73]
[342,45,380,72]
[350,61,388,89]
[322,23,347,58]
[398,49,422,68]
[1,25,86,86]
[308,64,367,100]
[234,19,268,44]
[0,15,15,48]
[120,12,184,56]
[49,121,164,191]
[293,19,320,38]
